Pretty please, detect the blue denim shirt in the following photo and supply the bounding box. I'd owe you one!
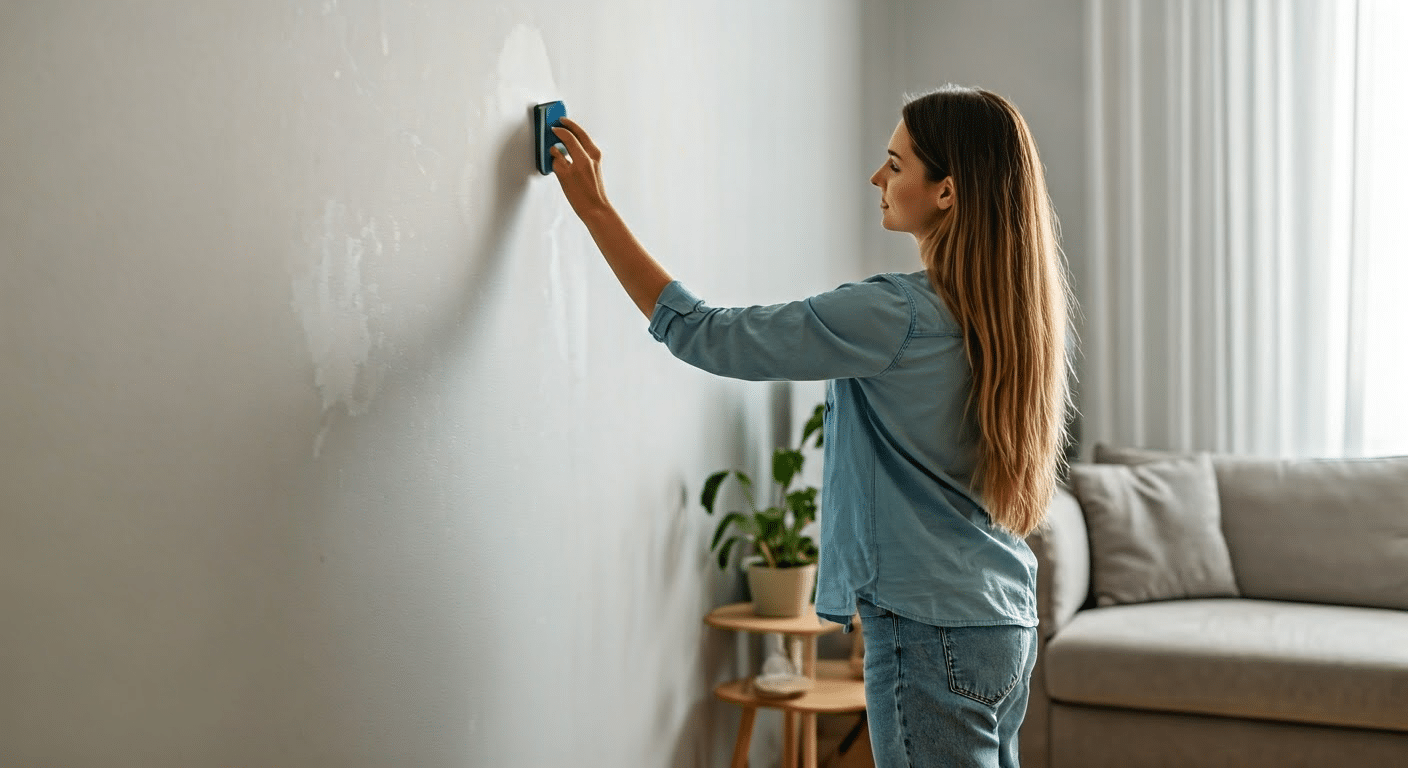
[649,272,1037,631]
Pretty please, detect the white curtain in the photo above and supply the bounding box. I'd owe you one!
[1082,0,1406,458]
[1351,0,1408,457]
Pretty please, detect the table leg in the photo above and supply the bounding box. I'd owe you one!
[802,712,818,768]
[782,710,798,768]
[800,636,816,677]
[730,707,756,768]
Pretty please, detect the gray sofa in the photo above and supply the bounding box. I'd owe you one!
[1020,446,1408,768]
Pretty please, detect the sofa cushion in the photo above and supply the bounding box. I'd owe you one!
[1044,598,1408,732]
[1095,445,1408,612]
[1068,455,1239,607]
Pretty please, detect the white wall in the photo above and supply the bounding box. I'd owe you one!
[0,2,865,766]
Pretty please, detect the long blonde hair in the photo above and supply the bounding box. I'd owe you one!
[902,86,1072,537]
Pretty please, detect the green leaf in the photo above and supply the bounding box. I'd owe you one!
[802,403,826,448]
[700,470,729,515]
[701,470,757,514]
[778,527,798,553]
[772,448,805,491]
[716,537,739,569]
[785,488,818,522]
[756,510,786,544]
[711,512,748,551]
[733,471,755,509]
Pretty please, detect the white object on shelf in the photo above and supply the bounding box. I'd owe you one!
[754,632,813,697]
[753,673,814,698]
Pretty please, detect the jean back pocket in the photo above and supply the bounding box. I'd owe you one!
[940,625,1035,706]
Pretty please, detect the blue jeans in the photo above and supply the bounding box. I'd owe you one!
[859,598,1038,768]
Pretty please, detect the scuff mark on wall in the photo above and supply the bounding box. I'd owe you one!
[320,0,376,101]
[292,199,393,457]
[401,129,443,190]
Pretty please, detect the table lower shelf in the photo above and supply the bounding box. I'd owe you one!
[714,674,866,715]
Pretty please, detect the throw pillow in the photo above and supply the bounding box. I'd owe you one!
[1068,454,1240,607]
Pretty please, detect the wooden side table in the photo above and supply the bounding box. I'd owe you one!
[705,602,867,768]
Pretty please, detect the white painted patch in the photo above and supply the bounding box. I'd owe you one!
[459,24,559,225]
[546,202,569,361]
[564,222,589,382]
[540,197,590,381]
[494,24,556,118]
[468,24,589,374]
[292,200,390,456]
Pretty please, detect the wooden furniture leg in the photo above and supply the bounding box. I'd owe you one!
[782,710,798,767]
[802,712,818,768]
[799,635,818,767]
[730,706,756,768]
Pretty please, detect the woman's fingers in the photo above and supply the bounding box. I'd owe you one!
[551,125,589,169]
[549,125,608,215]
[557,117,601,161]
[549,143,572,175]
[545,116,611,216]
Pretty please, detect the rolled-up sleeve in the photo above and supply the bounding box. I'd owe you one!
[647,275,916,381]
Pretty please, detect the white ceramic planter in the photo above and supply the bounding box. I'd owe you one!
[747,563,818,617]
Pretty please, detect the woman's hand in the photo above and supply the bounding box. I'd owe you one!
[544,114,673,317]
[550,117,610,219]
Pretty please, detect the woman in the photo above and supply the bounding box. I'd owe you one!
[549,85,1071,768]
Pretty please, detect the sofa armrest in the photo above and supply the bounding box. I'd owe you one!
[1028,485,1090,641]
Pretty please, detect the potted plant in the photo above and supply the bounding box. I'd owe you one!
[701,403,825,617]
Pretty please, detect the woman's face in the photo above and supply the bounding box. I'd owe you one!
[870,120,953,238]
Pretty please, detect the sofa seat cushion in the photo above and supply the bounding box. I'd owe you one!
[1044,598,1408,732]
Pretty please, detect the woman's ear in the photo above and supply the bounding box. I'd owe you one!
[935,176,955,211]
